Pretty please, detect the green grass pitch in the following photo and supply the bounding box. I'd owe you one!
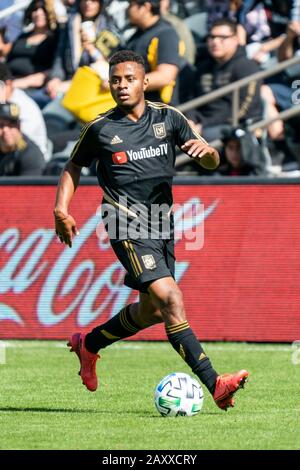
[0,341,299,450]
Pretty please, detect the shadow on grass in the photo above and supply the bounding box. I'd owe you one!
[0,406,156,415]
[0,406,100,414]
[0,406,220,416]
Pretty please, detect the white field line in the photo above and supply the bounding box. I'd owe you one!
[0,341,293,352]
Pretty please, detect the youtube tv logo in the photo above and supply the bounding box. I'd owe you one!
[112,151,127,164]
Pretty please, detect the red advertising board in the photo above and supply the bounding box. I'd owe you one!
[0,184,300,342]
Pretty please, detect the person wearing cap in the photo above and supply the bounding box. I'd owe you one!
[218,127,266,176]
[0,102,45,176]
[125,0,182,105]
[0,63,48,160]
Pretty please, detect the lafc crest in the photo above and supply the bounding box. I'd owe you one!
[153,122,166,139]
[142,254,156,270]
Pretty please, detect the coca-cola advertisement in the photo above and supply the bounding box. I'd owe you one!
[1,183,300,342]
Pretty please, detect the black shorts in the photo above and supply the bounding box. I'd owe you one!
[101,198,175,293]
[111,237,175,293]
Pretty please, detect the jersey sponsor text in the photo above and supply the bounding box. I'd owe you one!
[127,143,168,161]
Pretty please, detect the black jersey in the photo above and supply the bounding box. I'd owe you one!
[70,101,205,211]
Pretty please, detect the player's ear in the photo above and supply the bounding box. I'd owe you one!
[143,76,149,90]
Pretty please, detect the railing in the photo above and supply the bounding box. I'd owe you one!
[176,54,300,167]
[178,55,300,123]
[0,0,31,20]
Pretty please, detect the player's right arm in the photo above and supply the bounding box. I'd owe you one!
[54,160,82,248]
[54,121,98,247]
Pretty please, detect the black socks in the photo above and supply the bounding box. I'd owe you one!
[166,321,218,394]
[85,305,141,353]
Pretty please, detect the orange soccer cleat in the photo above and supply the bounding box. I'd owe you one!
[213,369,249,411]
[67,332,100,392]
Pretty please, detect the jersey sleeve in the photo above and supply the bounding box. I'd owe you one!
[69,122,98,167]
[156,29,181,68]
[170,107,208,147]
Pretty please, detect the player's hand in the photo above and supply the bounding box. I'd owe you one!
[54,213,79,248]
[181,139,220,170]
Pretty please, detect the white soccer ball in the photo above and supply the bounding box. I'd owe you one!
[154,372,204,417]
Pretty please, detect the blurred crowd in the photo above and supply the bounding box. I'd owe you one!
[1,0,300,177]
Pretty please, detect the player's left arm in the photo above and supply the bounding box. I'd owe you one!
[171,108,220,170]
[181,139,220,170]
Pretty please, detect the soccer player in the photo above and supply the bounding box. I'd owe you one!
[54,50,248,411]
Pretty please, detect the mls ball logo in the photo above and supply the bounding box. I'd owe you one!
[142,254,156,270]
[153,123,166,139]
[112,151,127,164]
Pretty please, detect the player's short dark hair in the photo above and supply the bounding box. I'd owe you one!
[109,50,145,71]
[210,18,238,35]
[129,0,161,16]
[0,63,13,82]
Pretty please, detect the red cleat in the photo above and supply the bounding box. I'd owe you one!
[213,370,249,411]
[67,332,100,392]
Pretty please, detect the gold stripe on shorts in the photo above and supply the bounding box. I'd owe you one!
[127,240,143,275]
[122,241,140,278]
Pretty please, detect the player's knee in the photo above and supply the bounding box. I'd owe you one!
[160,287,184,313]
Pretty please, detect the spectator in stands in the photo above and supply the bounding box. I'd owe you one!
[206,0,246,45]
[0,0,24,61]
[52,0,72,24]
[6,0,58,107]
[260,20,300,144]
[187,19,262,142]
[0,28,8,63]
[261,19,300,139]
[159,0,197,103]
[41,0,120,149]
[0,102,45,176]
[279,21,300,62]
[242,0,300,38]
[0,63,49,160]
[126,0,182,105]
[218,127,267,176]
[241,2,285,65]
[160,0,196,65]
[46,0,120,101]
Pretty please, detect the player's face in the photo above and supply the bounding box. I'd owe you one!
[109,61,148,108]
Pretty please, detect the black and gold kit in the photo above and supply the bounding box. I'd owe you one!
[70,101,206,292]
[72,101,220,397]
